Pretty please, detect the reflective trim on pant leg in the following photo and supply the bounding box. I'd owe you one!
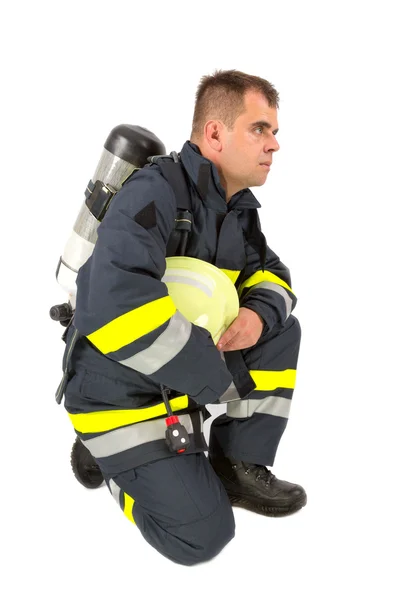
[68,395,189,434]
[108,478,136,525]
[219,369,296,404]
[226,395,292,419]
[81,413,203,459]
[109,478,122,505]
[123,493,136,524]
[119,311,192,375]
[250,369,296,391]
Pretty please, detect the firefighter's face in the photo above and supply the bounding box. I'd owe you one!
[220,91,280,194]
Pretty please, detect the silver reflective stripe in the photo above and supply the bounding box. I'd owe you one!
[162,275,212,298]
[226,395,291,419]
[219,380,241,403]
[243,282,293,320]
[81,413,202,459]
[109,478,121,504]
[119,311,192,375]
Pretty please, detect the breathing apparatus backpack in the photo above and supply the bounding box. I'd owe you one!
[50,124,193,328]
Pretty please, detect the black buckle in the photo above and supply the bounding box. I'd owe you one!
[175,210,192,232]
[85,179,117,221]
[147,151,180,165]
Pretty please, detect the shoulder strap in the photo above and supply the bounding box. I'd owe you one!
[148,152,193,256]
[151,151,192,211]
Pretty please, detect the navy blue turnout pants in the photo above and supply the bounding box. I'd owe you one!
[65,315,301,565]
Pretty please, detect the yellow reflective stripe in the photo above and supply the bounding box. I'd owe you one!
[249,369,296,390]
[220,269,241,284]
[238,270,294,297]
[87,296,176,354]
[68,395,189,434]
[123,493,136,524]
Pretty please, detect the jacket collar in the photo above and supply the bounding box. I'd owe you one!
[179,141,261,211]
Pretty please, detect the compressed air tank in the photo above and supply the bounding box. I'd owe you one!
[55,125,165,310]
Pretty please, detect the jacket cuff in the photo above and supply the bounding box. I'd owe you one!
[148,323,234,406]
[189,368,234,405]
[240,298,278,332]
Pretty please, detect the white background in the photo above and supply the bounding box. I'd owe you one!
[1,1,399,598]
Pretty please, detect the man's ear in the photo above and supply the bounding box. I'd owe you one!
[204,120,223,152]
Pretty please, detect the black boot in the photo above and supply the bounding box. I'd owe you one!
[70,436,104,489]
[209,454,307,517]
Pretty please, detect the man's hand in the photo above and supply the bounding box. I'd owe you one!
[217,307,264,352]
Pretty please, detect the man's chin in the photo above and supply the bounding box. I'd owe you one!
[249,174,268,188]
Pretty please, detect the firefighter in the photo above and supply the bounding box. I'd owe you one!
[62,69,306,566]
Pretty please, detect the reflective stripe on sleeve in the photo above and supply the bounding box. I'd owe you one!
[242,281,293,320]
[87,296,177,354]
[238,270,294,297]
[119,311,192,375]
[219,380,241,403]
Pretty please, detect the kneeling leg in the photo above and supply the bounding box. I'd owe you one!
[106,452,235,566]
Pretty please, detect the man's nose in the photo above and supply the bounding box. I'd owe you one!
[265,136,280,153]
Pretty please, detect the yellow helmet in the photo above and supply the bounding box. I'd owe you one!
[162,256,239,344]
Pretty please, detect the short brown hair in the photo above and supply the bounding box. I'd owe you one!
[191,69,280,139]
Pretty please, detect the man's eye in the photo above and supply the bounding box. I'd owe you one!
[254,126,263,134]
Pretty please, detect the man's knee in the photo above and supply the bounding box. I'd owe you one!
[141,497,235,566]
[287,314,301,341]
[114,453,235,566]
[289,314,301,331]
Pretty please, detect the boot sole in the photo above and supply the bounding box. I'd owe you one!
[227,492,307,518]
